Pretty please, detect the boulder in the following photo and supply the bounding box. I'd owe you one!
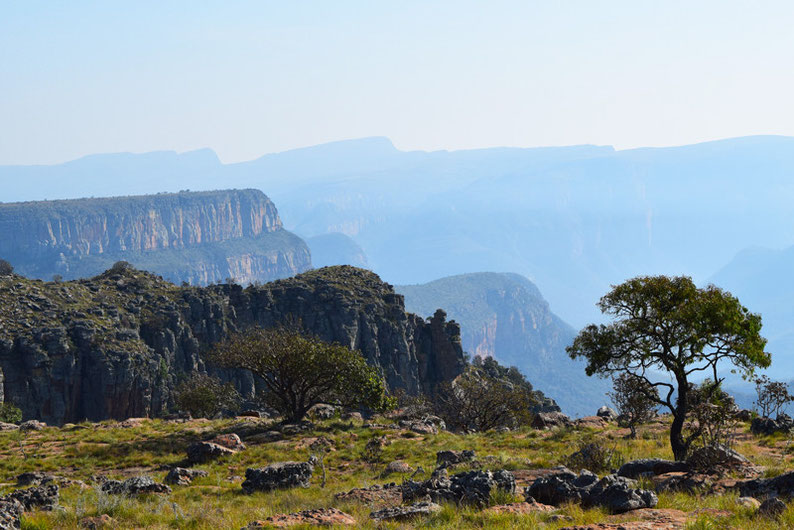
[16,472,55,487]
[597,406,618,420]
[245,508,356,527]
[686,444,753,473]
[186,441,237,464]
[308,404,338,420]
[525,468,657,513]
[163,468,209,486]
[736,496,761,510]
[759,497,786,518]
[486,500,556,514]
[18,420,45,431]
[436,449,476,467]
[0,423,18,431]
[210,433,245,451]
[402,468,515,506]
[1,484,59,511]
[79,514,115,529]
[737,470,794,498]
[341,412,363,422]
[101,476,171,496]
[617,459,690,479]
[736,409,754,422]
[384,461,414,475]
[246,431,283,444]
[241,461,314,493]
[369,501,441,522]
[334,483,401,506]
[531,412,572,429]
[651,472,712,493]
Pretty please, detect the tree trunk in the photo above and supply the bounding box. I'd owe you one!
[670,376,689,460]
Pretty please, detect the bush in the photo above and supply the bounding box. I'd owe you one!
[0,259,13,276]
[0,402,22,424]
[435,358,539,432]
[565,440,624,473]
[685,380,740,450]
[174,373,241,419]
[609,373,658,438]
[109,261,133,274]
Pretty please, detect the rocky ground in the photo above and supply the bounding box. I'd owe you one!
[0,411,793,529]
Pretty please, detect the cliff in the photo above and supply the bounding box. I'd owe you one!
[0,265,466,424]
[397,273,610,417]
[0,189,311,285]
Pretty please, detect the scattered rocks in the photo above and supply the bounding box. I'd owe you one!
[186,441,237,464]
[0,423,19,431]
[525,467,657,513]
[1,483,59,511]
[245,508,356,528]
[402,468,515,506]
[16,472,55,487]
[101,476,171,496]
[759,497,786,518]
[618,459,690,479]
[241,461,314,493]
[334,483,402,506]
[737,470,794,499]
[369,501,442,522]
[531,412,573,429]
[597,406,618,420]
[436,449,476,467]
[164,468,208,486]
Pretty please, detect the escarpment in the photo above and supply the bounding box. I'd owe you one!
[0,189,311,285]
[0,265,466,424]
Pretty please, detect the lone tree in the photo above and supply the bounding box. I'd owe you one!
[567,276,769,460]
[212,326,393,422]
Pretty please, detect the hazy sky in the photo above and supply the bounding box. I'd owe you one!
[2,1,794,165]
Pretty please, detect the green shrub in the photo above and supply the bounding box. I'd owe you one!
[174,373,241,419]
[0,402,22,424]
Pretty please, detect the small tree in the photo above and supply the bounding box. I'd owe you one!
[609,373,658,439]
[0,259,13,277]
[568,276,769,460]
[211,326,393,423]
[435,361,537,432]
[685,380,740,450]
[174,373,241,419]
[754,375,793,419]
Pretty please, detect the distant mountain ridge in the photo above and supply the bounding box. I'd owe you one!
[396,272,609,417]
[0,189,311,285]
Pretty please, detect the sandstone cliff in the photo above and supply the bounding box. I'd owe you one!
[0,189,311,285]
[0,265,466,424]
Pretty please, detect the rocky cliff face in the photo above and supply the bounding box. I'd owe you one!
[0,189,311,285]
[397,273,610,417]
[0,265,465,424]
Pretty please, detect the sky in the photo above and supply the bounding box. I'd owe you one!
[2,1,794,165]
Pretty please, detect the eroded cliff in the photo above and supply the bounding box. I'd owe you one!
[0,265,466,424]
[0,189,311,285]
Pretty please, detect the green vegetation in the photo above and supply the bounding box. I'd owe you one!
[0,403,22,424]
[1,414,792,529]
[211,326,394,422]
[568,275,770,459]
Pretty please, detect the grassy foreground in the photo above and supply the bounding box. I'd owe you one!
[2,415,793,529]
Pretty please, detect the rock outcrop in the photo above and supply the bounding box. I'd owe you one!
[0,189,311,285]
[241,462,314,493]
[0,265,466,424]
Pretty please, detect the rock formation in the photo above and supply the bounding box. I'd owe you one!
[0,189,311,285]
[0,265,466,424]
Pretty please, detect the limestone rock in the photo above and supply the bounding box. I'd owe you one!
[759,497,786,518]
[18,420,45,431]
[334,483,401,506]
[618,459,690,479]
[369,501,441,522]
[0,500,21,530]
[596,406,618,420]
[384,461,414,475]
[402,468,515,506]
[186,441,237,464]
[101,476,171,496]
[436,449,475,467]
[16,472,55,487]
[163,468,208,486]
[531,412,572,429]
[210,433,245,451]
[1,484,59,511]
[241,462,314,493]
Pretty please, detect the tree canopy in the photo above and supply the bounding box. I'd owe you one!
[567,275,769,459]
[211,325,394,422]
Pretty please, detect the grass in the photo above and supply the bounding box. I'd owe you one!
[0,417,792,528]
